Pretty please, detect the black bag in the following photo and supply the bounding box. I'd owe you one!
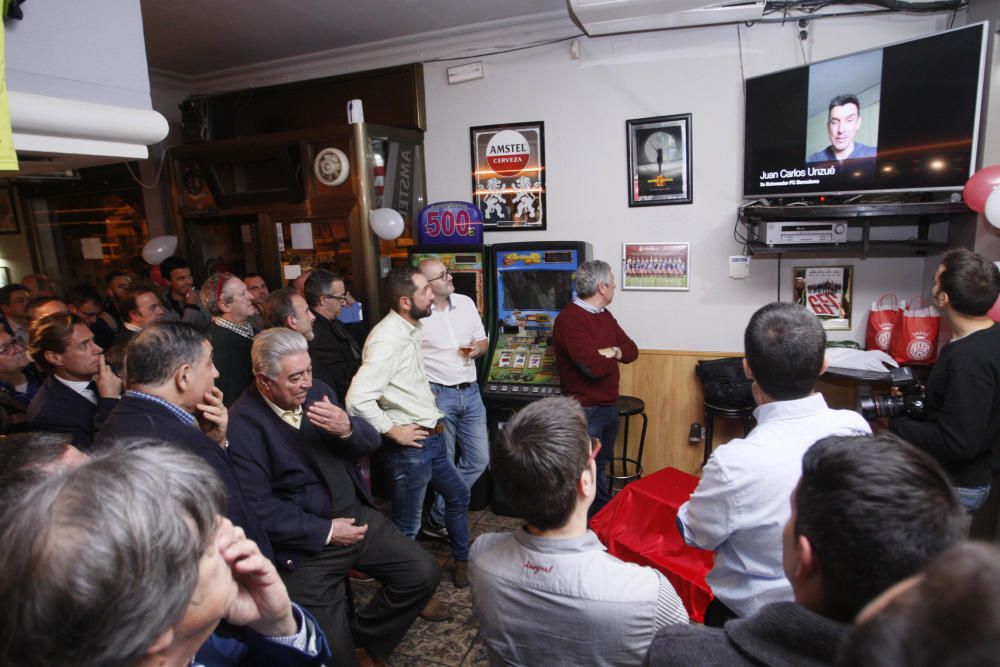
[696,357,754,409]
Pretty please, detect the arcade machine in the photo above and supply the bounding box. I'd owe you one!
[481,241,589,513]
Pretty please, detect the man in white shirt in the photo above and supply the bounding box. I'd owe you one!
[677,302,870,627]
[26,312,121,450]
[470,396,688,667]
[416,259,488,543]
[347,266,471,589]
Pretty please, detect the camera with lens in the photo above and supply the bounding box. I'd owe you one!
[857,366,927,420]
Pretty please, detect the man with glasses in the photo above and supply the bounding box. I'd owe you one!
[0,331,43,432]
[304,270,362,401]
[417,259,489,544]
[0,284,31,343]
[470,396,688,666]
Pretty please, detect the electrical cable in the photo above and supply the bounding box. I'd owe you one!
[423,33,584,63]
[125,145,174,190]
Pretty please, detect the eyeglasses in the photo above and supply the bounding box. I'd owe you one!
[323,293,349,304]
[428,269,452,282]
[0,337,24,356]
[587,437,602,467]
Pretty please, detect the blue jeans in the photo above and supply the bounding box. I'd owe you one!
[956,484,991,513]
[584,404,619,516]
[428,383,489,528]
[382,431,471,560]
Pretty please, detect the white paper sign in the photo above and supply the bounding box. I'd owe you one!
[290,222,314,249]
[81,237,104,260]
[276,223,285,252]
[283,264,302,280]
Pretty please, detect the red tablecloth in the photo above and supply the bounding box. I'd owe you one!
[591,467,714,622]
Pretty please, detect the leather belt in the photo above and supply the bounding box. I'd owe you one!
[434,382,474,390]
[433,420,446,434]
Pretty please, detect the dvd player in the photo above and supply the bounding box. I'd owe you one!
[760,221,848,245]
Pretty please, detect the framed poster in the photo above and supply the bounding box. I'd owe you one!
[470,121,546,230]
[622,242,690,291]
[626,114,693,206]
[793,265,853,330]
[0,189,19,234]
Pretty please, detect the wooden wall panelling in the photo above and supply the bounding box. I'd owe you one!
[614,350,865,478]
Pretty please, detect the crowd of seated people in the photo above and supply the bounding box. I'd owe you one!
[1,250,999,667]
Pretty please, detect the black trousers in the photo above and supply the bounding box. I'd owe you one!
[280,504,440,667]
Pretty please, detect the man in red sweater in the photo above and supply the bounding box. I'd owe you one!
[553,259,638,516]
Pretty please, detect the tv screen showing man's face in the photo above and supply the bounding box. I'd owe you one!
[828,102,861,155]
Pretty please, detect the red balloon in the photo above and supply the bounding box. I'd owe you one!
[989,293,1000,324]
[963,165,1000,212]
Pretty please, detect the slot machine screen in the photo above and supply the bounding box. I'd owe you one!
[501,270,574,311]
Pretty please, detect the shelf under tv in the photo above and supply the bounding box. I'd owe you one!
[740,200,975,258]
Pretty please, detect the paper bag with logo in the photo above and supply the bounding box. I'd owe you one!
[889,297,940,365]
[865,293,898,352]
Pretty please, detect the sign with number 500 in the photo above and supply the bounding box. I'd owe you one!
[417,201,483,245]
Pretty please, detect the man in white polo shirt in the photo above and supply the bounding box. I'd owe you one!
[417,259,489,543]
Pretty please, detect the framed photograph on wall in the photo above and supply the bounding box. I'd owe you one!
[626,114,693,206]
[470,121,546,230]
[792,265,854,330]
[0,189,19,234]
[622,242,690,291]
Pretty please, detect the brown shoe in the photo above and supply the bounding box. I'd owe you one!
[453,560,469,588]
[419,596,453,622]
[355,647,387,667]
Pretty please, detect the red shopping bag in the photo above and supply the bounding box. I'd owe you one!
[865,293,898,352]
[889,297,940,365]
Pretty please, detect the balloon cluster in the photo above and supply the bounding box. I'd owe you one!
[964,166,1000,228]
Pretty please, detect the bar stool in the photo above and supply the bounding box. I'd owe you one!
[610,395,648,495]
[703,402,755,465]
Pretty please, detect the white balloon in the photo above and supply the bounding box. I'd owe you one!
[369,208,405,240]
[142,235,178,265]
[985,187,1000,229]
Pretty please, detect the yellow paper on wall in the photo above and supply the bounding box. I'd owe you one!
[0,18,18,171]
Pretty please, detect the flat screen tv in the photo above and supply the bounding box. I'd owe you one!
[743,22,987,198]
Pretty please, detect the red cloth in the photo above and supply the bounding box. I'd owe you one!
[552,303,638,406]
[591,467,714,622]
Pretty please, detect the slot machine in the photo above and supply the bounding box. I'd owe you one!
[482,241,589,514]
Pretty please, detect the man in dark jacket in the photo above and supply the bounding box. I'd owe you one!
[644,433,967,667]
[304,270,361,400]
[202,272,257,407]
[93,321,272,560]
[27,312,121,449]
[228,328,440,667]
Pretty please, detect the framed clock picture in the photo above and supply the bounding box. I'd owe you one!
[626,114,693,206]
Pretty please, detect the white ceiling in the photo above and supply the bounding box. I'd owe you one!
[141,0,572,77]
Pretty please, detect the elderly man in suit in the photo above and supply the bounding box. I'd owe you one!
[93,321,272,560]
[228,328,441,667]
[27,312,121,449]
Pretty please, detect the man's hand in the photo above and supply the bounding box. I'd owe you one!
[386,424,429,448]
[196,386,228,446]
[218,519,298,637]
[329,517,368,546]
[94,354,122,398]
[306,396,352,437]
[597,347,621,360]
[184,289,200,306]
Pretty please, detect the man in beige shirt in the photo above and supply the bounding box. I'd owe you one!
[347,266,471,587]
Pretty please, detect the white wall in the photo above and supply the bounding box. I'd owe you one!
[423,12,957,351]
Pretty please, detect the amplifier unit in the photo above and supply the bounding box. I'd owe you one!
[759,220,848,245]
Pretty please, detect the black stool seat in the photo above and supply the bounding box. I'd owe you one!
[610,395,648,494]
[703,401,755,465]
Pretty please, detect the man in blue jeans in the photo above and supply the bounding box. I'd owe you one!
[347,266,471,591]
[552,260,638,517]
[417,259,489,544]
